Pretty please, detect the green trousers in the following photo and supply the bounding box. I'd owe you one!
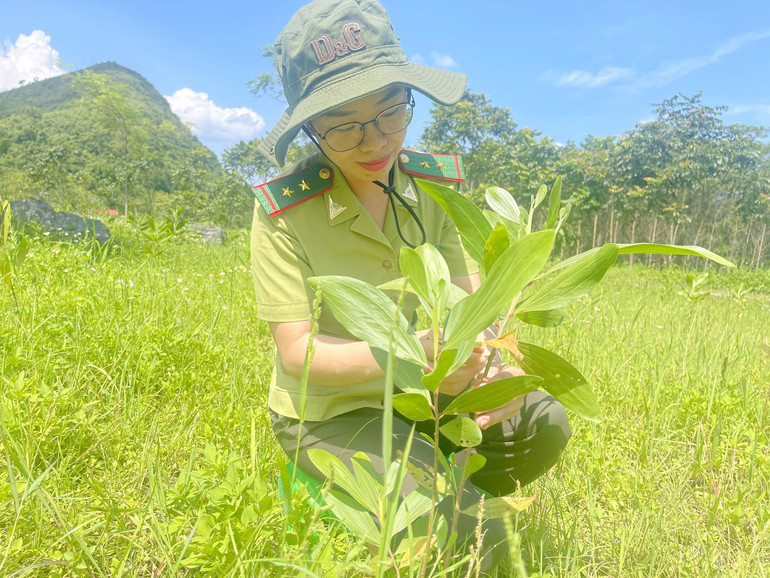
[270,390,570,572]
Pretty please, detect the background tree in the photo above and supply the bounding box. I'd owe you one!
[71,70,152,217]
[420,91,560,203]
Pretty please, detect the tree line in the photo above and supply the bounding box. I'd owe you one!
[418,91,770,269]
[3,67,768,267]
[226,90,769,268]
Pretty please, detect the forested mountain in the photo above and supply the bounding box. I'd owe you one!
[0,62,252,227]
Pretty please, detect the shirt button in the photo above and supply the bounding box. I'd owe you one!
[382,259,393,270]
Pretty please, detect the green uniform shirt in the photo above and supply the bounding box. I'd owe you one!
[251,150,477,421]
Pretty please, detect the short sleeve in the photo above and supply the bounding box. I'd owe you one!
[250,200,314,322]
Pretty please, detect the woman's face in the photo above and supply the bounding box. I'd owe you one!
[309,86,410,188]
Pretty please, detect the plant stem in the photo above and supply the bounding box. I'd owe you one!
[443,448,472,569]
[418,393,442,578]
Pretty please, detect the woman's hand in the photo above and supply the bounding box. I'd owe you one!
[474,363,526,430]
[437,345,488,395]
[417,328,488,396]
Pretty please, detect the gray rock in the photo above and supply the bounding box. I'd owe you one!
[9,199,111,243]
[189,224,226,245]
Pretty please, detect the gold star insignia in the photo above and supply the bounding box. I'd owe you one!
[299,180,310,191]
[282,187,294,197]
[420,161,430,168]
[436,162,446,170]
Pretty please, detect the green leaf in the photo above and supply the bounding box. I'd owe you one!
[518,205,530,231]
[518,244,618,314]
[421,346,458,393]
[440,417,483,447]
[465,454,487,475]
[557,201,572,232]
[307,448,373,512]
[393,393,433,421]
[308,275,426,365]
[617,243,734,268]
[416,178,491,266]
[326,490,381,545]
[404,459,452,495]
[483,223,510,274]
[392,489,433,535]
[13,237,30,268]
[0,251,10,283]
[378,277,469,309]
[0,201,11,246]
[517,342,601,422]
[516,308,567,328]
[547,243,733,275]
[483,210,524,240]
[420,341,477,394]
[399,247,430,308]
[416,243,451,295]
[462,495,536,518]
[399,244,450,313]
[533,184,548,210]
[443,375,543,414]
[546,177,562,230]
[443,339,477,380]
[485,186,521,223]
[371,348,427,397]
[350,452,385,514]
[444,229,555,348]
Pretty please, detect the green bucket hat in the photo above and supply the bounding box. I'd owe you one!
[258,0,467,166]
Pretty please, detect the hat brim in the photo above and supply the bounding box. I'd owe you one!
[257,62,467,167]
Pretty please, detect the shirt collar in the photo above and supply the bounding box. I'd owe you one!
[324,158,418,227]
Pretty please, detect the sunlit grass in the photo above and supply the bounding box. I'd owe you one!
[1,228,768,576]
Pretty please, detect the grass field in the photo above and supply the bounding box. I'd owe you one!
[1,224,768,577]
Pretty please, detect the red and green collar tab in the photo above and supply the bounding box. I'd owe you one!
[253,164,334,216]
[397,150,465,182]
[253,149,465,217]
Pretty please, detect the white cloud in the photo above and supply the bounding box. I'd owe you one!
[726,103,770,123]
[543,28,770,91]
[165,88,265,143]
[640,29,770,88]
[728,104,770,115]
[430,52,458,69]
[544,66,634,88]
[0,30,65,91]
[411,52,458,68]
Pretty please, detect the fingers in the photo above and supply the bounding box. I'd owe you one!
[438,363,485,395]
[475,394,525,430]
[482,363,525,383]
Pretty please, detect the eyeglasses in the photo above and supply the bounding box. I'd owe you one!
[312,95,415,152]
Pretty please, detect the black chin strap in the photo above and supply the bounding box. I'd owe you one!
[373,167,427,249]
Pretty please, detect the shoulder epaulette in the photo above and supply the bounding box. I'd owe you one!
[253,164,334,216]
[397,149,465,182]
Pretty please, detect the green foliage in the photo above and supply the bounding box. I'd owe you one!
[0,228,767,576]
[0,62,238,224]
[0,200,29,307]
[304,174,734,573]
[679,271,711,301]
[420,91,560,198]
[420,91,770,267]
[127,208,189,259]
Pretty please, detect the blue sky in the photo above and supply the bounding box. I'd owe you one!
[3,0,770,159]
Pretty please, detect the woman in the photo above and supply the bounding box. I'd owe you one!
[251,0,570,570]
